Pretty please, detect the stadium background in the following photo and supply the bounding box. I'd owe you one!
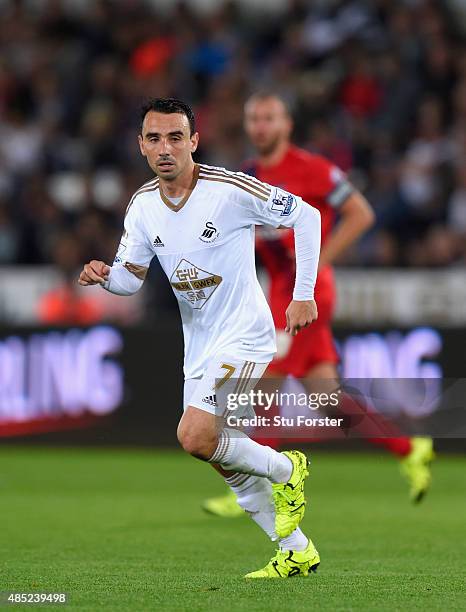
[1,2,465,610]
[0,0,465,445]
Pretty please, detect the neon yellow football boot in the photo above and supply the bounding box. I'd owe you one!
[272,450,310,538]
[400,437,435,503]
[245,539,320,578]
[201,489,245,518]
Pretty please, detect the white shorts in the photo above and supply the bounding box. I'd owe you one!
[183,354,269,416]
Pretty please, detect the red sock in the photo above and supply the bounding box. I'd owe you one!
[337,394,412,456]
[367,437,412,457]
[255,436,411,456]
[250,390,412,457]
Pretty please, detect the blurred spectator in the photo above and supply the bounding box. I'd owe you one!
[0,0,464,272]
[0,200,21,263]
[447,161,466,234]
[306,117,353,172]
[400,96,454,219]
[340,51,382,119]
[37,233,105,325]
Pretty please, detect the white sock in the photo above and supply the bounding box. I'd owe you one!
[225,472,277,541]
[210,428,292,483]
[226,473,309,551]
[279,528,309,552]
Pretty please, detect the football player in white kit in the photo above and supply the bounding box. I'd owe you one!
[78,98,322,578]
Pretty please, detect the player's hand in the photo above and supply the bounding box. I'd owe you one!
[285,300,318,336]
[78,260,110,286]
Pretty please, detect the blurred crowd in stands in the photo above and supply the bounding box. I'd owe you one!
[1,0,466,282]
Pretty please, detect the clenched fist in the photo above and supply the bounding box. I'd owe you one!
[78,260,111,286]
[285,299,318,336]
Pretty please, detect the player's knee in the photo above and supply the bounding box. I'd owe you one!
[177,423,218,461]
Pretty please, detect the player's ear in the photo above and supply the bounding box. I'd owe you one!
[138,134,146,157]
[190,132,199,153]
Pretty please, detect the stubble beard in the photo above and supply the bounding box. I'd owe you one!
[254,135,282,157]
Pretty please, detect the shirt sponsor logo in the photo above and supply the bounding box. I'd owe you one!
[170,259,222,309]
[271,188,297,216]
[153,235,164,247]
[199,221,219,243]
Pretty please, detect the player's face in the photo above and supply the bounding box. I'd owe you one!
[244,97,292,156]
[138,111,199,180]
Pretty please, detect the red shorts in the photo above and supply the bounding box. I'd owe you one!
[267,266,339,378]
[268,322,339,378]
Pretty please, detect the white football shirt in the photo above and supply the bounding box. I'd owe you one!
[107,163,320,379]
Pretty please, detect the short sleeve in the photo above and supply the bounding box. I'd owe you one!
[309,156,354,208]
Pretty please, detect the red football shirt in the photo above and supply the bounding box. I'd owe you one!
[243,145,353,326]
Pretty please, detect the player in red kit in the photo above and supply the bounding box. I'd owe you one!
[202,93,434,516]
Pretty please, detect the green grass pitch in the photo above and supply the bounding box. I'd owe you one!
[1,447,465,611]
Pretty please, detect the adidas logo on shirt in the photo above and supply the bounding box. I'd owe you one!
[153,236,164,247]
[202,394,217,406]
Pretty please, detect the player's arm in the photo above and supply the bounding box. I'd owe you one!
[236,177,321,336]
[78,201,153,296]
[319,189,374,268]
[312,158,375,268]
[278,201,321,336]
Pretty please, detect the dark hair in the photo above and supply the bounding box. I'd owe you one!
[140,98,196,135]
